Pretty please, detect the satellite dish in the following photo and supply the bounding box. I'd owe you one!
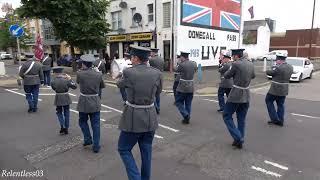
[119,1,127,8]
[133,13,142,24]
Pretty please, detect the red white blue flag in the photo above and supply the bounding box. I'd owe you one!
[182,0,241,31]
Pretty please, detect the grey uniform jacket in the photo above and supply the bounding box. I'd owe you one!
[149,56,164,72]
[266,63,293,96]
[51,76,77,106]
[76,68,105,113]
[219,62,233,88]
[117,64,162,133]
[176,60,197,93]
[93,59,107,74]
[41,56,52,71]
[224,58,255,103]
[19,59,44,86]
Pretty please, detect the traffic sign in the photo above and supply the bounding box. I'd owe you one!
[9,24,24,37]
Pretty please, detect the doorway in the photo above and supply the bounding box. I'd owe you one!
[163,40,170,71]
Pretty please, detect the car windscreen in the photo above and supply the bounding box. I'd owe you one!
[286,58,304,66]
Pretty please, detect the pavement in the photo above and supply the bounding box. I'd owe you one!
[0,61,320,180]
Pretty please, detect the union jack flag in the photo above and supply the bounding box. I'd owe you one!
[182,0,241,31]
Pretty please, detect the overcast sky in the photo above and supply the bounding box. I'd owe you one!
[1,0,319,32]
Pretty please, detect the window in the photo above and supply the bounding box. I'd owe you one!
[163,2,171,28]
[147,4,154,22]
[111,11,122,30]
[131,7,137,27]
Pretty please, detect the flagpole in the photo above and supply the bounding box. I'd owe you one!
[308,0,316,59]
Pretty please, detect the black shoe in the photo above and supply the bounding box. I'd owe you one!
[217,109,223,113]
[83,142,93,146]
[93,148,100,153]
[28,108,33,113]
[156,109,160,115]
[274,121,284,127]
[64,128,69,135]
[232,141,237,146]
[182,116,190,124]
[32,108,37,113]
[59,127,64,134]
[233,141,243,149]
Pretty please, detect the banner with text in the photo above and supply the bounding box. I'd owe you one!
[177,26,239,66]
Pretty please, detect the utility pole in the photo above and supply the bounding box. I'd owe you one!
[309,0,316,59]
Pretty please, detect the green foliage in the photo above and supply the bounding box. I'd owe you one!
[0,13,30,50]
[17,0,110,52]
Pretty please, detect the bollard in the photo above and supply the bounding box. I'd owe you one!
[197,63,202,83]
[0,62,6,76]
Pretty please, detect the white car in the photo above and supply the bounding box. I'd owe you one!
[267,57,314,82]
[262,50,288,61]
[0,52,13,60]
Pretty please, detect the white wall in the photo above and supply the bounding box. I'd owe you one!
[242,25,270,59]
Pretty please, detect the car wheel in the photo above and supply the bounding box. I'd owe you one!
[309,71,313,79]
[299,74,303,82]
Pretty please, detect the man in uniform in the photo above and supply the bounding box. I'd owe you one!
[77,54,105,153]
[175,52,197,124]
[149,48,164,114]
[117,45,162,180]
[173,54,181,105]
[19,53,44,113]
[265,52,293,127]
[217,50,233,112]
[93,53,107,74]
[41,52,53,87]
[223,49,255,149]
[51,67,77,135]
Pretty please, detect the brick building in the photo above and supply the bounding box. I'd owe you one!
[270,28,320,59]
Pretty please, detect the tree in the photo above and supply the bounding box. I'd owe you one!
[17,0,110,52]
[17,0,110,71]
[0,4,30,53]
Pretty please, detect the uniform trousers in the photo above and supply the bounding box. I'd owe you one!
[79,112,101,151]
[43,70,51,86]
[265,93,286,124]
[217,87,231,110]
[56,105,70,128]
[175,92,194,119]
[24,84,40,110]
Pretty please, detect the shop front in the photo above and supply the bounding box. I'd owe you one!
[107,32,155,59]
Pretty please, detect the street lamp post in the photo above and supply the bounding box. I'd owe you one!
[308,0,316,59]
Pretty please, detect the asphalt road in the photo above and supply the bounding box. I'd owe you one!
[0,71,320,179]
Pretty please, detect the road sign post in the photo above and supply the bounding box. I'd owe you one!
[9,24,24,67]
[16,37,21,66]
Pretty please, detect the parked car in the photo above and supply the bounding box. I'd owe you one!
[261,50,288,61]
[267,57,314,82]
[0,52,13,60]
[18,52,28,61]
[57,54,73,67]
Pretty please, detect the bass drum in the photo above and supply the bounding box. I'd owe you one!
[111,58,132,79]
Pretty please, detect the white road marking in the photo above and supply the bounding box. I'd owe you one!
[251,166,282,178]
[40,87,51,90]
[291,113,320,119]
[100,118,106,122]
[101,104,123,113]
[159,124,179,132]
[155,135,164,139]
[203,98,219,103]
[5,89,43,101]
[73,102,179,133]
[39,93,55,96]
[264,160,289,170]
[11,88,19,90]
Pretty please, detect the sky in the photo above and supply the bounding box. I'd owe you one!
[0,0,319,32]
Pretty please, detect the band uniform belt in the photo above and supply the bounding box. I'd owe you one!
[233,85,250,90]
[272,81,289,85]
[80,93,99,97]
[180,79,193,82]
[56,92,69,95]
[24,75,39,77]
[125,101,154,109]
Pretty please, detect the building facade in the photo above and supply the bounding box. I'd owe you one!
[270,28,320,59]
[106,0,242,70]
